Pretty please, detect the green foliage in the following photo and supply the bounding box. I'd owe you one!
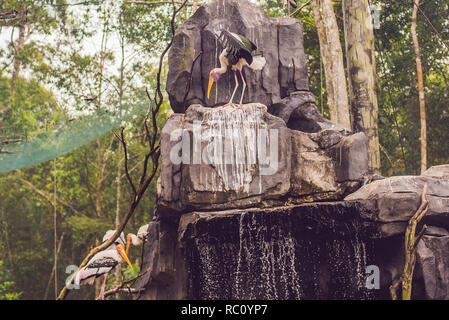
[64,216,112,247]
[0,260,22,300]
[0,74,59,137]
[0,0,173,300]
[374,0,449,175]
[0,0,448,301]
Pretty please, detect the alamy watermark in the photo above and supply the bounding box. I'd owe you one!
[367,4,381,30]
[169,120,279,176]
[65,264,80,290]
[365,265,380,290]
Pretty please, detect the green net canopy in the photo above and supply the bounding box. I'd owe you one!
[0,103,148,173]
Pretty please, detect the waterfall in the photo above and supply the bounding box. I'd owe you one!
[201,105,267,193]
[183,205,376,300]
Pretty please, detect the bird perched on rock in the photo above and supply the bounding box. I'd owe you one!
[208,29,266,108]
[74,230,134,300]
[125,224,149,255]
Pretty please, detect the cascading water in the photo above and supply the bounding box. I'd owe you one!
[182,204,379,300]
[200,105,267,193]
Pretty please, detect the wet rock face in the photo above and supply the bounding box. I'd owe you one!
[138,202,385,300]
[344,165,449,299]
[345,165,449,232]
[158,103,368,214]
[166,0,309,113]
[158,103,291,212]
[416,234,449,299]
[139,188,449,300]
[176,202,380,299]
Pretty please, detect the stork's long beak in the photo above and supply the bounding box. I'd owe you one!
[207,75,214,99]
[126,234,132,256]
[116,244,134,271]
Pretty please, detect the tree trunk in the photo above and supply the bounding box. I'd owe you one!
[53,159,58,299]
[342,0,381,172]
[95,140,104,218]
[411,0,427,174]
[311,0,337,122]
[321,0,351,130]
[44,233,64,300]
[114,142,123,298]
[11,24,26,92]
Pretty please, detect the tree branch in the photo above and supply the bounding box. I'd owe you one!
[290,0,311,17]
[57,0,186,300]
[125,1,192,6]
[116,128,137,197]
[96,264,152,300]
[17,172,81,216]
[390,183,429,300]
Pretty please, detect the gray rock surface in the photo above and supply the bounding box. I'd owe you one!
[268,92,349,133]
[345,166,449,229]
[422,164,449,180]
[158,103,368,214]
[166,0,309,113]
[417,235,449,299]
[158,103,291,212]
[288,130,365,201]
[331,132,369,182]
[140,201,381,300]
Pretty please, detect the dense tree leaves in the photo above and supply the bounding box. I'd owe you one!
[0,0,448,300]
[375,0,449,175]
[0,0,171,300]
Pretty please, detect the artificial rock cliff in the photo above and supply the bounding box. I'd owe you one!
[166,0,309,112]
[137,0,449,300]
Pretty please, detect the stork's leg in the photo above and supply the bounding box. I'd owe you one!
[98,274,107,300]
[226,70,239,107]
[238,69,246,108]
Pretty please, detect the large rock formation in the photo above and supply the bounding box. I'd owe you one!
[157,103,368,215]
[139,201,380,300]
[138,166,449,300]
[345,166,449,236]
[137,0,449,301]
[344,165,449,299]
[166,0,309,113]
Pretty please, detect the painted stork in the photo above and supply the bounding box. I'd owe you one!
[125,224,149,255]
[74,230,134,300]
[207,29,266,107]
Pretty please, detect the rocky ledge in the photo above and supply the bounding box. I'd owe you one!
[158,103,368,216]
[138,165,449,300]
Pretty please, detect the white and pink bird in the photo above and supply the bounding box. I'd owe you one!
[207,29,266,108]
[125,224,149,256]
[74,230,134,300]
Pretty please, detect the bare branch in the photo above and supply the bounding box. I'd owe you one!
[390,183,429,300]
[0,139,23,145]
[17,172,81,216]
[97,264,153,300]
[125,1,192,6]
[115,129,137,197]
[57,0,182,300]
